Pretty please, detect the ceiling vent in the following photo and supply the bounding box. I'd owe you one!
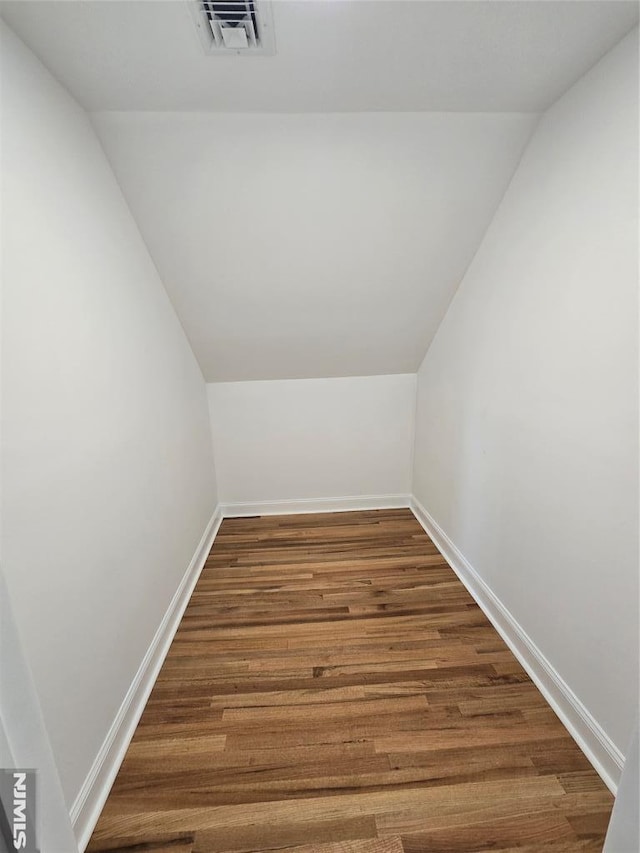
[188,0,275,55]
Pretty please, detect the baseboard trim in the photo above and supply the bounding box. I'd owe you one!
[71,506,223,851]
[220,494,411,517]
[70,494,622,849]
[410,496,624,794]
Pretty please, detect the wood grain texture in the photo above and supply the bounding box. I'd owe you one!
[88,509,613,853]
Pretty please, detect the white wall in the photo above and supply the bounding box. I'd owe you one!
[0,21,218,812]
[413,30,638,757]
[209,375,415,506]
[0,568,78,851]
[604,722,639,852]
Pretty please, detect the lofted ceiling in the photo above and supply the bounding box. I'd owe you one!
[1,2,637,381]
[92,111,536,380]
[1,1,638,113]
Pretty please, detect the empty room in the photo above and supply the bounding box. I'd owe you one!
[0,1,638,851]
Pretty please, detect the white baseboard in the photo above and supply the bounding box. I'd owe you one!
[410,496,624,795]
[71,506,223,851]
[220,493,411,517]
[70,494,622,851]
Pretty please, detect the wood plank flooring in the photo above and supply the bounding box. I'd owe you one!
[88,509,613,853]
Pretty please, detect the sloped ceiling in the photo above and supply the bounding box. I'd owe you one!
[93,111,536,380]
[2,1,637,381]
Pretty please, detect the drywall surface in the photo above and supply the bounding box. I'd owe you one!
[413,30,639,754]
[604,722,639,852]
[0,567,78,851]
[3,1,638,112]
[208,375,416,505]
[0,22,218,810]
[92,110,536,381]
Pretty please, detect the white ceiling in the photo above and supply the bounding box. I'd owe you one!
[92,111,536,380]
[2,1,637,381]
[1,1,638,113]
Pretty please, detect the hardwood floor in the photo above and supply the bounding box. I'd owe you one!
[88,509,613,852]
